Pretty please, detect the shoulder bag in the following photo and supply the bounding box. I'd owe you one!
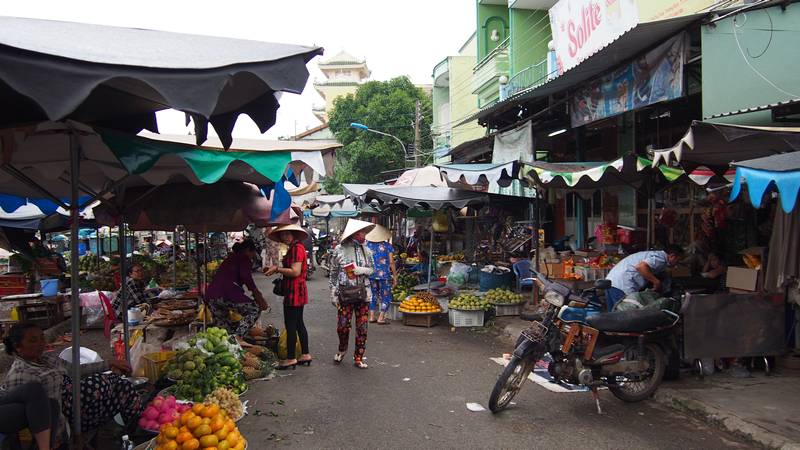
[337,244,367,304]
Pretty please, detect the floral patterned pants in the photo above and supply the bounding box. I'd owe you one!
[337,302,369,362]
[369,279,393,312]
[62,373,144,432]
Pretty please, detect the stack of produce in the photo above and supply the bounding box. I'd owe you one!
[205,387,244,421]
[449,293,491,311]
[157,260,195,288]
[437,252,465,262]
[241,352,271,381]
[152,402,246,450]
[396,272,418,289]
[164,327,247,402]
[138,395,192,432]
[79,255,117,291]
[484,288,525,305]
[398,292,441,314]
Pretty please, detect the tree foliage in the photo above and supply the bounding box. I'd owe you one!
[324,76,432,192]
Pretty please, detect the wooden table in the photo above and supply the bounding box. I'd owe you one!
[0,293,65,329]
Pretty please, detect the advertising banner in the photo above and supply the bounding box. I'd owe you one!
[570,33,686,127]
[548,0,639,75]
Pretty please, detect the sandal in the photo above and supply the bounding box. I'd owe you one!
[333,352,345,364]
[354,359,368,369]
[376,320,389,325]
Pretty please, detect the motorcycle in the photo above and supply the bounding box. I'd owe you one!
[315,234,336,278]
[488,270,680,414]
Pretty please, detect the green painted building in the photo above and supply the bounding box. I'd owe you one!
[702,3,800,125]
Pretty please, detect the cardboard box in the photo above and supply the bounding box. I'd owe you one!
[544,262,564,278]
[726,266,760,292]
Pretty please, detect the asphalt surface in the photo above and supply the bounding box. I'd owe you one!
[238,273,754,449]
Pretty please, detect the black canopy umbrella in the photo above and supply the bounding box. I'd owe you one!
[0,16,323,148]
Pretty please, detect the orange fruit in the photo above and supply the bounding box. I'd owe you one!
[210,417,225,432]
[193,424,212,438]
[202,404,220,418]
[217,439,230,450]
[192,403,205,415]
[225,433,239,447]
[164,425,180,440]
[180,411,194,426]
[202,417,211,425]
[224,420,235,432]
[182,438,200,450]
[164,441,179,450]
[176,431,193,444]
[233,440,245,450]
[200,435,219,447]
[187,416,203,431]
[214,428,229,442]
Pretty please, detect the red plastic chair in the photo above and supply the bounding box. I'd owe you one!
[97,291,118,338]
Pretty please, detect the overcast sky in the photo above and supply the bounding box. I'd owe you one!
[1,0,476,140]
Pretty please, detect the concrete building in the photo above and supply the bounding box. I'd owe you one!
[312,50,371,123]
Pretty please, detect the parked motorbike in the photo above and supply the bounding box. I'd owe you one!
[488,270,680,413]
[315,234,336,277]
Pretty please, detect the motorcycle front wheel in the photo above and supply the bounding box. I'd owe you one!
[608,343,666,402]
[488,356,535,413]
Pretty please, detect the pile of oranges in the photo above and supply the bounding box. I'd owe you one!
[152,402,246,450]
[398,296,441,314]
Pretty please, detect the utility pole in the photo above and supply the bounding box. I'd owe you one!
[413,100,422,168]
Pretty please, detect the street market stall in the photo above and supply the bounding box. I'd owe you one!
[0,16,322,444]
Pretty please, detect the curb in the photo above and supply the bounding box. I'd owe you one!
[654,388,800,450]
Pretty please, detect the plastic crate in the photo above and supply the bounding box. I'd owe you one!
[492,303,523,317]
[142,351,176,382]
[448,309,485,327]
[575,267,610,281]
[387,302,404,321]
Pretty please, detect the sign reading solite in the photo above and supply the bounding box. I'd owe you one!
[549,0,639,75]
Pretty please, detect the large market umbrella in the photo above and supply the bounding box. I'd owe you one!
[0,17,323,441]
[0,16,323,148]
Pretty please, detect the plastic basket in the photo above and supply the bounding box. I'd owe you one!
[142,351,175,382]
[479,271,513,291]
[448,309,485,327]
[387,302,403,321]
[493,303,523,317]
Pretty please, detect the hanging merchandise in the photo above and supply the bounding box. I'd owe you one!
[432,210,449,233]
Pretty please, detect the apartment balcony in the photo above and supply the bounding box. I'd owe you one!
[506,58,548,98]
[473,38,509,108]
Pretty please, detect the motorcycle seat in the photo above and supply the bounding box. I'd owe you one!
[585,309,672,333]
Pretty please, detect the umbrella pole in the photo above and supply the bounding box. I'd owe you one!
[427,228,434,291]
[203,226,208,331]
[119,224,130,364]
[68,130,83,442]
[172,227,177,289]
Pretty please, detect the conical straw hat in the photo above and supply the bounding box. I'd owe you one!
[365,224,391,243]
[341,219,375,242]
[268,223,308,243]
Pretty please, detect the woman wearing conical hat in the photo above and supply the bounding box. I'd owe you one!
[329,219,376,369]
[365,225,396,325]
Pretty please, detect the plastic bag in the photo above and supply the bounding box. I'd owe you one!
[130,339,159,378]
[277,329,302,360]
[79,291,109,328]
[447,262,471,288]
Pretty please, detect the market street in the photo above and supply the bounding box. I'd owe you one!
[238,274,753,449]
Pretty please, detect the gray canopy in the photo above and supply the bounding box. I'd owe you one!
[651,121,800,173]
[362,186,488,210]
[0,16,322,148]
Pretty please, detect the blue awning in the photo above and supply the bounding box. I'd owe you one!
[730,152,800,213]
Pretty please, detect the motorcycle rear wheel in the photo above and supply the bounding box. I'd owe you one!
[608,344,666,403]
[488,356,535,413]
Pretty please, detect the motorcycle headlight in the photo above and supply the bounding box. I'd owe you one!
[544,291,565,307]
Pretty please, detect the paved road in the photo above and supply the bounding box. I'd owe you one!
[238,274,753,449]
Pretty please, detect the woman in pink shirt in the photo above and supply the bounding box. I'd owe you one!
[207,240,268,338]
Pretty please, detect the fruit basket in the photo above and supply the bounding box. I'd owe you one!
[483,289,525,316]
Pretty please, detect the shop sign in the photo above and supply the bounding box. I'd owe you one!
[637,0,743,23]
[548,0,639,75]
[569,33,686,128]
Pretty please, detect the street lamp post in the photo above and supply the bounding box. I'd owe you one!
[350,122,409,165]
